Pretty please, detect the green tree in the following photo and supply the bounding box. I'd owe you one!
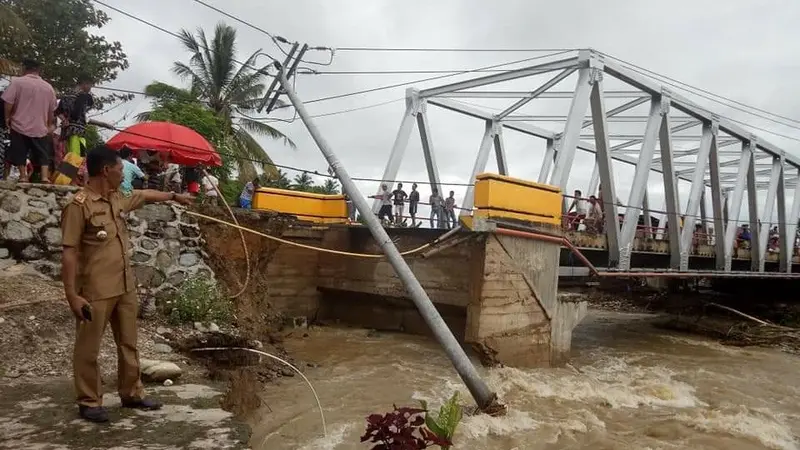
[0,0,130,102]
[292,172,314,191]
[145,86,234,182]
[263,169,291,189]
[320,178,340,194]
[137,23,294,181]
[84,125,104,149]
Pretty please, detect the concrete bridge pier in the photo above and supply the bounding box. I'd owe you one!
[467,219,587,367]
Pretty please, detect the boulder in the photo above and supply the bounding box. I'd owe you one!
[3,221,33,242]
[140,359,182,382]
[0,193,22,214]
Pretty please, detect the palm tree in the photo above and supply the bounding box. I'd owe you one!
[321,179,340,194]
[263,169,291,189]
[137,22,294,180]
[292,172,314,191]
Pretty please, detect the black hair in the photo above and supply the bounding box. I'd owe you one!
[119,148,132,160]
[86,145,121,177]
[22,59,41,72]
[77,74,94,85]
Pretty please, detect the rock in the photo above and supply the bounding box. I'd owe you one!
[155,250,174,269]
[268,333,284,344]
[194,322,208,332]
[153,343,173,354]
[131,252,152,263]
[178,252,199,267]
[167,271,186,286]
[133,204,176,223]
[140,359,182,382]
[28,315,35,321]
[208,323,220,333]
[42,227,62,247]
[280,368,295,377]
[0,248,9,259]
[163,226,181,240]
[22,211,47,224]
[156,326,171,335]
[250,340,263,349]
[0,317,5,325]
[21,245,44,260]
[163,379,173,387]
[180,225,200,238]
[133,265,166,288]
[0,193,21,214]
[26,187,46,198]
[27,199,48,210]
[292,317,308,329]
[3,221,33,242]
[140,239,158,250]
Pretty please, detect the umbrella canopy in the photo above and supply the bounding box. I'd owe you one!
[106,121,222,167]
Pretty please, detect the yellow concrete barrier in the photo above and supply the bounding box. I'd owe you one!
[472,173,562,226]
[252,188,348,224]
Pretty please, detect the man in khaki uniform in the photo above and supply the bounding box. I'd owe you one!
[61,145,193,423]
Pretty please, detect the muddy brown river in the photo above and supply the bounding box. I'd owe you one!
[251,310,800,449]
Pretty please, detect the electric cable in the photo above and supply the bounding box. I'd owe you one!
[182,210,433,258]
[191,347,326,437]
[189,0,335,66]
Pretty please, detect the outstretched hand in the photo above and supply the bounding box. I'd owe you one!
[173,193,195,206]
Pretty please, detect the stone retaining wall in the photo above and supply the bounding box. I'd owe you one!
[0,182,214,301]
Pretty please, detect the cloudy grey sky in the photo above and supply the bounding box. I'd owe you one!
[90,0,800,225]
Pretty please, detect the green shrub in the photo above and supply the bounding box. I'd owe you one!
[166,276,233,325]
[419,392,464,449]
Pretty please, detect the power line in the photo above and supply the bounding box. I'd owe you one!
[90,0,274,75]
[335,47,575,53]
[189,0,335,66]
[279,50,576,109]
[297,69,519,75]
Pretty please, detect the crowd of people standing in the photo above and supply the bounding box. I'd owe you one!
[1,59,97,184]
[371,182,458,229]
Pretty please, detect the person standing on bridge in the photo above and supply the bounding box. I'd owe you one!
[391,182,408,225]
[429,188,445,229]
[408,183,420,227]
[444,190,457,229]
[61,145,194,423]
[370,183,393,225]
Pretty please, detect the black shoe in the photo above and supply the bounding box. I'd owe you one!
[121,397,163,411]
[79,405,109,423]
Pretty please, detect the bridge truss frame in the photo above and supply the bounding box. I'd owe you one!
[373,49,800,275]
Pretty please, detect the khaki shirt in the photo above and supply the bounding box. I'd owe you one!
[61,187,146,301]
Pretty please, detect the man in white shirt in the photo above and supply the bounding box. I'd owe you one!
[201,172,220,206]
[567,190,589,231]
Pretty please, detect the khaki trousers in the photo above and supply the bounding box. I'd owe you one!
[73,291,145,407]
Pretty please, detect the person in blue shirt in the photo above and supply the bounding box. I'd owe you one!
[239,177,259,209]
[119,148,146,196]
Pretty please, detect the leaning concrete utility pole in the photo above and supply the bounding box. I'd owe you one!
[275,63,497,410]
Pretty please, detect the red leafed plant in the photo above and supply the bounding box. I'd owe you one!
[361,405,453,449]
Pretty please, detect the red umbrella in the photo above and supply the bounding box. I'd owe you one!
[106,121,223,167]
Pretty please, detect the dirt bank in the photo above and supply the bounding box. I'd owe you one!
[570,283,800,356]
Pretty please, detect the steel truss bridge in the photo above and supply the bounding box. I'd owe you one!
[371,49,800,278]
